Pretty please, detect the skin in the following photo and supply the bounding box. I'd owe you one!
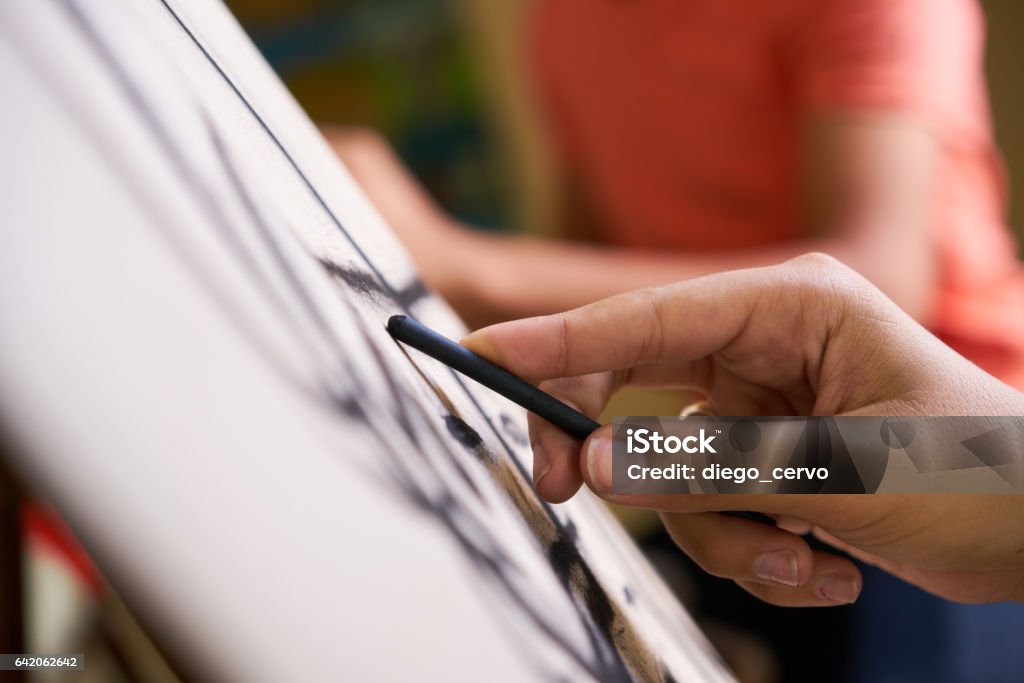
[324,115,938,329]
[462,254,1024,607]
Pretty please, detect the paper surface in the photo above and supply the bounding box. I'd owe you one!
[0,1,735,681]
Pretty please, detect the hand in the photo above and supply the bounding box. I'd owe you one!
[463,254,1024,606]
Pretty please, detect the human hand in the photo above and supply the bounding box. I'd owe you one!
[463,254,1024,606]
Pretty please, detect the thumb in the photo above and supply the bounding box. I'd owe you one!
[579,425,616,494]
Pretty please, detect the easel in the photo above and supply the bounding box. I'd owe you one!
[0,451,25,682]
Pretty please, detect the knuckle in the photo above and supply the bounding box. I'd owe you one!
[786,252,862,294]
[636,289,667,365]
[782,250,839,274]
[789,251,840,271]
[553,314,572,378]
[783,253,864,321]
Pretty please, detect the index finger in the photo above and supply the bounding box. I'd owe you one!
[462,267,765,383]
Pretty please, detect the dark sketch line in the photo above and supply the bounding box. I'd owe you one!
[140,20,639,653]
[43,1,715,680]
[35,5,618,675]
[152,0,541,487]
[319,259,430,310]
[2,8,341,417]
[392,339,645,678]
[53,2,637,678]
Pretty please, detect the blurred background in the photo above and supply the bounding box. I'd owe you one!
[10,1,1023,682]
[223,0,1024,247]
[220,1,1024,682]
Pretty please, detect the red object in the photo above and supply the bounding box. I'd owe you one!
[529,0,1024,388]
[22,501,102,596]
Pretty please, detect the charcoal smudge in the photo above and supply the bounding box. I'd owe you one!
[445,413,484,450]
[320,259,429,309]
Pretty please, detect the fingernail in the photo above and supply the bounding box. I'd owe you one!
[532,442,551,487]
[815,575,860,604]
[586,436,612,491]
[752,551,799,587]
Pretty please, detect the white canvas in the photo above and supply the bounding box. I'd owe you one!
[0,1,736,681]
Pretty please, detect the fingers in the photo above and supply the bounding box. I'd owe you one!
[661,512,809,587]
[529,420,583,503]
[579,431,864,606]
[661,512,862,606]
[462,268,764,384]
[462,254,871,387]
[735,552,862,606]
[776,515,815,535]
[531,373,615,503]
[578,430,876,529]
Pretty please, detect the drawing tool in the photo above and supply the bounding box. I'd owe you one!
[388,314,599,440]
[388,315,776,526]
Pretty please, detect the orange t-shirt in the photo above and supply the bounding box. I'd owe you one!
[529,0,1024,388]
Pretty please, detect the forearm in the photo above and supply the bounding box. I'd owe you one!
[324,123,937,328]
[456,226,935,328]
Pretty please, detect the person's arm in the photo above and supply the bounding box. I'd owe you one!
[463,254,1024,607]
[325,119,938,328]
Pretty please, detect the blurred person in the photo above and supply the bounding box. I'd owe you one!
[328,0,1024,389]
[463,253,1024,605]
[324,1,1024,680]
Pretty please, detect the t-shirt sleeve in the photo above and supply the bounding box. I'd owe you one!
[796,0,988,134]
